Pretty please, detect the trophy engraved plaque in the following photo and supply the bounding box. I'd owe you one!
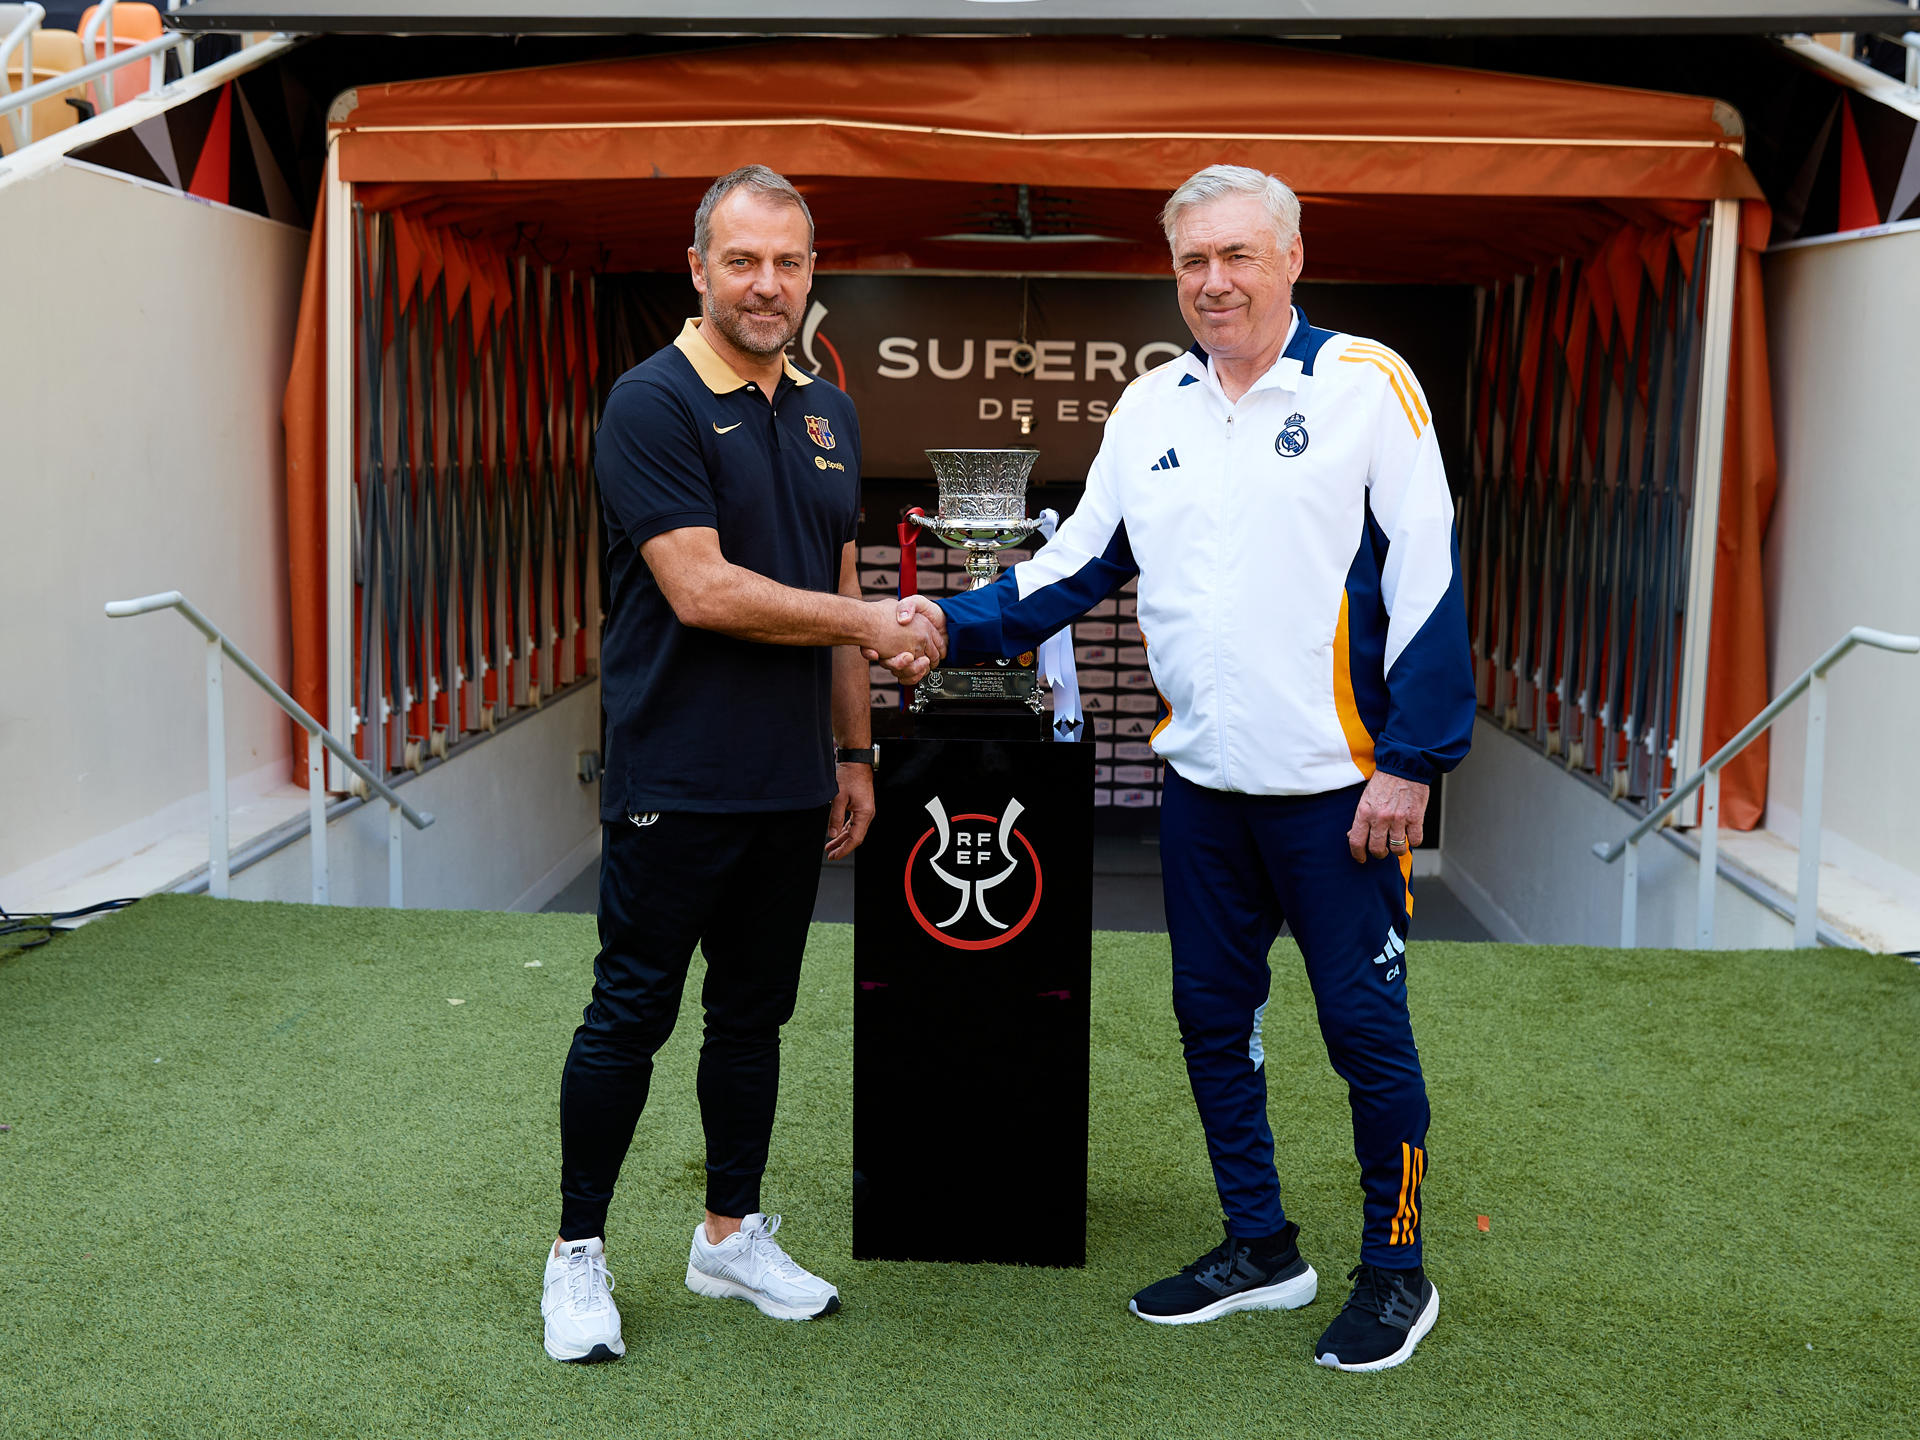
[911,447,1043,712]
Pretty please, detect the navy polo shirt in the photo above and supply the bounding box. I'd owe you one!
[594,318,862,818]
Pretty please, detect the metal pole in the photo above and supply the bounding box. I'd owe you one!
[206,636,229,899]
[1696,765,1720,948]
[1795,670,1828,948]
[326,145,356,789]
[388,801,404,909]
[19,24,32,148]
[100,4,115,110]
[1621,837,1638,948]
[308,728,329,905]
[1673,200,1742,824]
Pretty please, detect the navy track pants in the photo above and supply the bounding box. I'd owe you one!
[1160,769,1430,1269]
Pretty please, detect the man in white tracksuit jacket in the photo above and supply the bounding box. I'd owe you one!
[896,165,1474,1372]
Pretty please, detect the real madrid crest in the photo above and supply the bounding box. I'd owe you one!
[805,415,836,450]
[1275,413,1309,458]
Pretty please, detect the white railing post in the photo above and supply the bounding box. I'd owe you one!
[206,634,229,899]
[1696,766,1720,948]
[1795,669,1829,949]
[101,1,115,109]
[307,728,329,905]
[107,590,435,907]
[19,22,31,145]
[388,801,403,909]
[1594,625,1917,950]
[1,4,48,151]
[1621,837,1639,948]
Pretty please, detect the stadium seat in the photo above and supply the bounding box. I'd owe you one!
[1,22,86,155]
[78,2,160,112]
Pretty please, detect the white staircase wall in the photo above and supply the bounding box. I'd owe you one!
[230,680,604,913]
[0,160,305,884]
[0,159,605,917]
[1442,719,1793,949]
[1761,228,1920,905]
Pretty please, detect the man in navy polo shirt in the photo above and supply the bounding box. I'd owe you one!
[540,166,944,1363]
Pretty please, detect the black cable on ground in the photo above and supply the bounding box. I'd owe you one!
[0,897,140,953]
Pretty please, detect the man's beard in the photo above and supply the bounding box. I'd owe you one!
[705,291,800,358]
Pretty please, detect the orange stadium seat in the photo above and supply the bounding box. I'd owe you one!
[79,3,161,113]
[1,22,87,155]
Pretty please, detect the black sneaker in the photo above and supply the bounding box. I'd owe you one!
[1312,1264,1439,1371]
[1128,1222,1319,1325]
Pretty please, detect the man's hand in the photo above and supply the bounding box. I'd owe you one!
[1347,771,1430,863]
[862,595,948,686]
[825,760,876,860]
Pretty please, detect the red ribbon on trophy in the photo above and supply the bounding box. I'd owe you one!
[897,509,925,598]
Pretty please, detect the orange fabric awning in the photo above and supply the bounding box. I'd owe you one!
[288,36,1776,822]
[332,39,1756,202]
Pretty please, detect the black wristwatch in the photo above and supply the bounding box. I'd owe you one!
[835,746,878,768]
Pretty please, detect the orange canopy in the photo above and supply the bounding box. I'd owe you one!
[289,36,1776,821]
[333,40,1756,197]
[331,38,1757,282]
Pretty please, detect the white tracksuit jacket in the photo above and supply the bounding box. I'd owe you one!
[939,307,1475,795]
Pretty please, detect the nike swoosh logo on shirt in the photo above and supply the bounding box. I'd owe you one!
[712,422,743,435]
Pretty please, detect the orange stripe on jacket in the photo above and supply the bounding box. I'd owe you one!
[1346,343,1432,428]
[1332,591,1377,780]
[1143,632,1175,744]
[1338,352,1425,437]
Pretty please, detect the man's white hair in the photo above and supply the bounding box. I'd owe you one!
[1159,165,1301,252]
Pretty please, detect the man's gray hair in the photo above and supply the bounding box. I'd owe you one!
[693,165,816,258]
[1159,164,1301,252]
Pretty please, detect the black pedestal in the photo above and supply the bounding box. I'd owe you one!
[852,732,1093,1266]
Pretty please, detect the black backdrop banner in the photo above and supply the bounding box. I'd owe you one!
[603,274,1469,486]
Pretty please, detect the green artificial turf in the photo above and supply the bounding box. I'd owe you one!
[2,895,1918,1438]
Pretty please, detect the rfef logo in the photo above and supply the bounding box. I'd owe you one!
[904,796,1043,950]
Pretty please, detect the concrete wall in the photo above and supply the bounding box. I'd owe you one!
[1443,718,1792,949]
[231,681,604,913]
[0,161,305,880]
[1761,229,1920,900]
[0,158,601,920]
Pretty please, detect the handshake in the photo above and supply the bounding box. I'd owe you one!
[860,596,949,686]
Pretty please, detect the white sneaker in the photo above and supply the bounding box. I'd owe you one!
[685,1213,842,1321]
[542,1236,626,1363]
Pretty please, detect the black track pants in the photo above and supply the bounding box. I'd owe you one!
[557,806,828,1240]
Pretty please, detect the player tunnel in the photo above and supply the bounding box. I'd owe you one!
[281,36,1775,835]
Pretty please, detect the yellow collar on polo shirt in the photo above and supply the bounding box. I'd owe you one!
[674,317,815,394]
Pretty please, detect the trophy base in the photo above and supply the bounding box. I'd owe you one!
[911,665,1043,713]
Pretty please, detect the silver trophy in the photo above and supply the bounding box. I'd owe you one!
[909,448,1043,712]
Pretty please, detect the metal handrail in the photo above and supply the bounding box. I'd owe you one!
[0,4,46,151]
[78,0,116,109]
[0,28,179,134]
[1594,625,1920,948]
[106,590,434,908]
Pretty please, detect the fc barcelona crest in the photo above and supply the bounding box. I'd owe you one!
[805,415,837,450]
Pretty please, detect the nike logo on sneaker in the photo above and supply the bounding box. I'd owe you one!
[713,422,743,435]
